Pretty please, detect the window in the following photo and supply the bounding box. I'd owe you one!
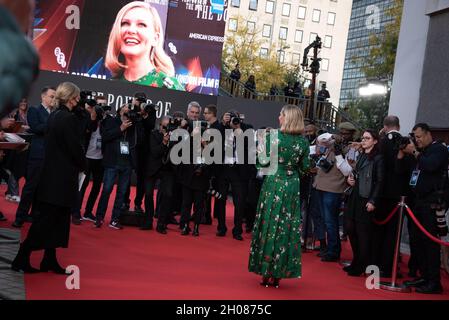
[279,27,288,40]
[260,48,268,58]
[228,18,237,31]
[292,53,300,65]
[231,0,240,7]
[277,50,285,64]
[309,32,318,44]
[249,0,258,11]
[262,24,272,38]
[282,3,291,16]
[298,6,306,19]
[327,12,336,25]
[324,35,333,48]
[321,58,329,71]
[312,9,321,22]
[295,30,303,43]
[265,0,274,14]
[247,21,256,33]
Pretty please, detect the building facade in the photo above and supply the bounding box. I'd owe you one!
[339,0,397,107]
[225,0,353,107]
[389,0,449,138]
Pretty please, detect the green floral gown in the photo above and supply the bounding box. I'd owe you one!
[248,131,310,279]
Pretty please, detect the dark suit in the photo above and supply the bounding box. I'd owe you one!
[215,123,256,237]
[142,129,175,229]
[373,132,411,275]
[25,106,86,250]
[15,105,50,223]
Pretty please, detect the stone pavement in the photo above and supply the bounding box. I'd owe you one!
[0,228,25,300]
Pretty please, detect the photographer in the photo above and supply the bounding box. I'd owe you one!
[123,92,157,213]
[141,116,177,234]
[398,123,448,294]
[94,103,144,230]
[70,90,102,225]
[215,110,254,241]
[72,95,110,224]
[373,116,412,277]
[313,132,353,262]
[202,104,223,225]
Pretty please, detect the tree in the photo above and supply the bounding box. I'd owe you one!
[362,0,404,81]
[222,15,292,94]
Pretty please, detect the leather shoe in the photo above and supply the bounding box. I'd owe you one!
[156,226,167,234]
[233,234,243,241]
[415,282,443,294]
[404,278,426,287]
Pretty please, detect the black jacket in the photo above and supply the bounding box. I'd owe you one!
[27,104,50,161]
[100,115,144,168]
[397,141,448,199]
[145,129,171,177]
[355,153,384,205]
[36,106,86,208]
[379,132,411,199]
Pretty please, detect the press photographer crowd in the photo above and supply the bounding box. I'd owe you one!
[1,81,449,293]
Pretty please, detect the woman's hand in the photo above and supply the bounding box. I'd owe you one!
[366,202,375,212]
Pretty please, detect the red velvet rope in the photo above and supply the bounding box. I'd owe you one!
[373,204,400,226]
[405,206,449,247]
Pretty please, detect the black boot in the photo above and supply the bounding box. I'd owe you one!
[40,248,72,275]
[11,243,40,273]
[192,224,199,237]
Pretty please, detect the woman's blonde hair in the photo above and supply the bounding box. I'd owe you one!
[54,82,80,107]
[105,1,175,78]
[280,105,305,135]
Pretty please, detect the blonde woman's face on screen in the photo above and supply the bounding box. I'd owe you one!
[120,7,158,59]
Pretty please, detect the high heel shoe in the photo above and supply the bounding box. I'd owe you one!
[272,278,280,288]
[260,276,271,288]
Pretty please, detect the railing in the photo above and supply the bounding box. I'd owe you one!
[219,72,362,132]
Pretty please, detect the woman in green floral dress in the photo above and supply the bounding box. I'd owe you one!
[248,105,310,288]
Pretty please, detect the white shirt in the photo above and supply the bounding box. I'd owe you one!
[86,126,103,160]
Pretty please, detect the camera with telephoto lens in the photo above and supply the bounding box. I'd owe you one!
[228,112,245,126]
[162,118,183,133]
[397,133,417,150]
[79,90,96,108]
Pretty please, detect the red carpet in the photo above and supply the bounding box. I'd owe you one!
[1,182,449,300]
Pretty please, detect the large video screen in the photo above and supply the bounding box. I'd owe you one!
[33,0,227,95]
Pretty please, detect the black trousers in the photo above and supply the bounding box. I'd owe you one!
[73,158,104,218]
[345,218,374,273]
[125,152,147,208]
[409,198,441,284]
[372,198,400,274]
[143,171,175,228]
[24,200,71,251]
[15,159,43,222]
[180,186,206,228]
[215,169,248,236]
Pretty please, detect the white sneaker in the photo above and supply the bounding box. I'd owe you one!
[9,196,20,203]
[5,194,12,201]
